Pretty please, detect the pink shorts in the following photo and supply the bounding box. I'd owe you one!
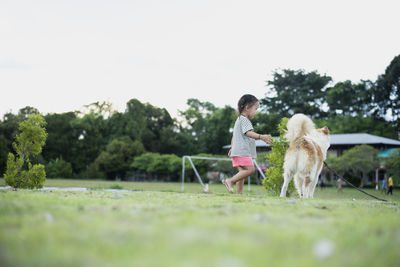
[232,156,254,167]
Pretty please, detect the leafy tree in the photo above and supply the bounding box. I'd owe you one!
[42,112,79,170]
[324,155,352,184]
[252,112,281,137]
[325,156,347,177]
[325,80,374,116]
[374,54,400,127]
[262,118,294,195]
[81,101,116,118]
[18,106,40,118]
[4,114,47,189]
[204,106,236,154]
[70,111,109,173]
[131,152,182,181]
[124,99,178,153]
[178,99,216,153]
[178,99,236,155]
[0,113,20,154]
[0,106,40,153]
[0,134,8,175]
[107,112,128,141]
[158,126,181,154]
[171,129,200,156]
[84,162,107,179]
[131,152,160,180]
[125,99,150,142]
[95,136,145,180]
[261,69,332,119]
[150,154,182,181]
[386,148,400,171]
[46,157,73,178]
[0,108,44,175]
[340,145,379,188]
[143,103,177,153]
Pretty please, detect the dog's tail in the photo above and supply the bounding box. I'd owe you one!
[284,113,315,143]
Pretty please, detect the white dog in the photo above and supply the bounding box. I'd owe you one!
[280,114,330,198]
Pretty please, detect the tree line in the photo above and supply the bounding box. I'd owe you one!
[1,55,399,180]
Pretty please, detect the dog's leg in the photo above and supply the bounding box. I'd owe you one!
[303,175,311,198]
[303,184,309,198]
[280,171,292,197]
[294,174,304,198]
[309,178,318,198]
[310,168,322,198]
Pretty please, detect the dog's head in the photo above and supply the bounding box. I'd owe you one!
[316,126,330,150]
[317,126,330,136]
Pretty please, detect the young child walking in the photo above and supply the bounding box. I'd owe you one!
[223,94,271,194]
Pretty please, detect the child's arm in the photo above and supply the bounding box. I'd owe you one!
[228,136,233,156]
[245,131,272,144]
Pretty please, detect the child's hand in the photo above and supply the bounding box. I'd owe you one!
[260,134,272,144]
[228,148,232,157]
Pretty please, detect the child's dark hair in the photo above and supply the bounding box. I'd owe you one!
[238,94,258,115]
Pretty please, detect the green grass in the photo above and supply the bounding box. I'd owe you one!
[0,178,399,267]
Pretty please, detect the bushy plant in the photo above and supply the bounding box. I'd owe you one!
[96,136,145,179]
[4,114,47,189]
[327,144,378,187]
[83,162,106,179]
[190,153,215,178]
[131,152,182,181]
[262,117,294,196]
[46,157,73,178]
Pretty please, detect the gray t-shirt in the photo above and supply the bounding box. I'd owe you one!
[230,115,256,159]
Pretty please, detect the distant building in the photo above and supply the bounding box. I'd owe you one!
[224,133,400,156]
[223,133,400,186]
[326,133,400,157]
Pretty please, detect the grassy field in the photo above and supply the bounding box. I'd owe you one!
[0,178,399,267]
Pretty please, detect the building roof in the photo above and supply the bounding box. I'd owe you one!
[329,133,400,146]
[223,133,400,149]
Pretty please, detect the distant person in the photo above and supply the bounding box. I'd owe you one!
[387,176,393,195]
[337,178,342,192]
[320,176,326,190]
[223,94,272,194]
[381,178,387,194]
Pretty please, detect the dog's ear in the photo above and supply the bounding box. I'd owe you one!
[321,126,330,135]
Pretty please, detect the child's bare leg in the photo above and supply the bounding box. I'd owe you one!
[226,166,254,190]
[236,178,244,194]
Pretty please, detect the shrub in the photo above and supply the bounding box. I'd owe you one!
[262,117,295,196]
[131,152,182,181]
[96,137,145,179]
[46,157,73,178]
[109,184,124,190]
[4,114,47,189]
[85,162,107,179]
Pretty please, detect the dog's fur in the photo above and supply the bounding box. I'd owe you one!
[280,114,330,198]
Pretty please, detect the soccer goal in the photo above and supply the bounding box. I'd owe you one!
[181,155,266,192]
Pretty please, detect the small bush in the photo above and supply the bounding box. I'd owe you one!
[81,162,107,179]
[109,184,124,190]
[131,152,182,181]
[4,114,47,189]
[46,157,73,178]
[262,117,295,196]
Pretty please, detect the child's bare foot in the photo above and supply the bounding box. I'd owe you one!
[222,179,234,194]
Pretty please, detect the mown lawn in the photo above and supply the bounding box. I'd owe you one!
[0,178,399,267]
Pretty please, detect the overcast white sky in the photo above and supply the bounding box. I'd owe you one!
[1,0,399,119]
